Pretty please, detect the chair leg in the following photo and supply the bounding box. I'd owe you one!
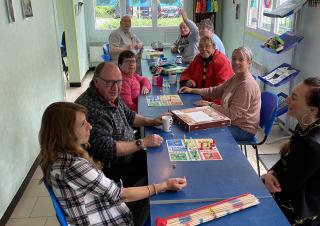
[244,145,248,158]
[252,145,260,176]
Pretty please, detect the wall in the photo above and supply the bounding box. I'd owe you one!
[221,2,320,129]
[0,0,65,218]
[63,0,89,85]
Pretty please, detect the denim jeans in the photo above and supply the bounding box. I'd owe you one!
[228,125,255,142]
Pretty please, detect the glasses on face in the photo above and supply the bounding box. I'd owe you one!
[97,76,122,87]
[123,59,136,64]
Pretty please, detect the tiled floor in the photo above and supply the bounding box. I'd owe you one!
[6,71,288,226]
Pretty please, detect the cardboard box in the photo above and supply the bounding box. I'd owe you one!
[172,106,231,131]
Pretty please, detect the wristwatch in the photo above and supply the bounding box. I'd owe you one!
[135,139,146,150]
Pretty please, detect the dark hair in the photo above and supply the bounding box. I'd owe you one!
[118,50,135,66]
[303,76,320,117]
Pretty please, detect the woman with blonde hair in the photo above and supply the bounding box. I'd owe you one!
[179,46,260,141]
[39,102,187,226]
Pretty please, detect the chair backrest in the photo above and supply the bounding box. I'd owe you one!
[260,91,278,136]
[44,180,68,226]
[60,32,67,58]
[102,43,111,62]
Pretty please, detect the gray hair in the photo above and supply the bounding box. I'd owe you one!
[233,46,253,61]
[198,18,214,30]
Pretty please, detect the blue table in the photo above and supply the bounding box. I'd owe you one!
[138,53,289,226]
[150,198,289,226]
[145,126,272,203]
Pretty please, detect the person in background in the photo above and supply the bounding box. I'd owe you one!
[118,50,151,112]
[109,15,143,71]
[179,36,233,104]
[39,102,187,226]
[179,47,260,142]
[75,62,167,188]
[198,18,225,55]
[171,9,199,63]
[261,77,320,226]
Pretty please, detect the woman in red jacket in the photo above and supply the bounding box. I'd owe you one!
[118,50,151,111]
[179,36,233,104]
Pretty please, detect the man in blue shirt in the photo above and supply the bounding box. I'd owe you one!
[198,18,226,55]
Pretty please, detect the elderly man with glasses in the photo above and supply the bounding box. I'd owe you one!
[75,62,164,189]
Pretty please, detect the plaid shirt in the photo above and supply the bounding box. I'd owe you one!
[48,153,134,226]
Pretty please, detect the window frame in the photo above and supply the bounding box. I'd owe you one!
[93,0,184,32]
[246,0,294,37]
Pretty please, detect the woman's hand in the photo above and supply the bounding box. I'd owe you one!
[178,86,193,94]
[185,80,196,88]
[194,100,211,107]
[171,46,177,53]
[261,171,282,193]
[141,86,150,95]
[166,177,187,191]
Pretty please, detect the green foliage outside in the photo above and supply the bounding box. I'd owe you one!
[95,6,115,17]
[96,17,182,30]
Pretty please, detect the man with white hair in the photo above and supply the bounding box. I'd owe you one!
[109,15,143,65]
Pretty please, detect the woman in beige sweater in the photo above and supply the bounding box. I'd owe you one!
[179,47,261,142]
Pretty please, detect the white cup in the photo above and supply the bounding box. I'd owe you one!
[162,115,173,132]
[169,73,177,85]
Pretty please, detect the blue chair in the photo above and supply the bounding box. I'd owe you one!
[237,91,278,176]
[101,43,111,62]
[44,180,68,226]
[60,32,69,80]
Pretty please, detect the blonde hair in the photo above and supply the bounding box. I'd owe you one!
[233,46,253,62]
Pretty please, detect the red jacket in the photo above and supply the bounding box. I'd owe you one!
[180,50,234,104]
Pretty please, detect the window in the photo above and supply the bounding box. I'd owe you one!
[246,0,293,35]
[94,0,184,30]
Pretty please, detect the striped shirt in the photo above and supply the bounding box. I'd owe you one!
[48,153,133,226]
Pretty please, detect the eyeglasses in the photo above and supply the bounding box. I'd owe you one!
[97,76,122,87]
[123,59,136,64]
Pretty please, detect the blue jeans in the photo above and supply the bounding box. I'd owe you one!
[228,125,255,142]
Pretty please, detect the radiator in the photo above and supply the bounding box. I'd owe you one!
[251,60,267,78]
[89,42,104,67]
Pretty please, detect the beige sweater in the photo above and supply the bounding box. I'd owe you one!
[200,74,261,135]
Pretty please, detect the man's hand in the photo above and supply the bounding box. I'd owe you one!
[143,134,163,148]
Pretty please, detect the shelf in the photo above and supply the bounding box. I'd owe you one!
[261,31,304,54]
[258,63,300,87]
[277,92,288,117]
[263,0,307,18]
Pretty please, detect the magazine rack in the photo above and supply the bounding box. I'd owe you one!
[261,1,306,143]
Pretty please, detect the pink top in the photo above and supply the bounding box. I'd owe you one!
[120,71,151,111]
[200,74,261,134]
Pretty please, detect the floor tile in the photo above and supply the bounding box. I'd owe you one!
[30,197,55,217]
[6,217,47,226]
[31,167,43,180]
[44,217,60,226]
[23,180,48,197]
[10,197,37,218]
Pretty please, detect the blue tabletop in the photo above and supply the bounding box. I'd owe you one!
[150,197,290,226]
[145,125,272,203]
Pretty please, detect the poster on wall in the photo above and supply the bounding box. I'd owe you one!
[21,0,33,18]
[6,0,16,23]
